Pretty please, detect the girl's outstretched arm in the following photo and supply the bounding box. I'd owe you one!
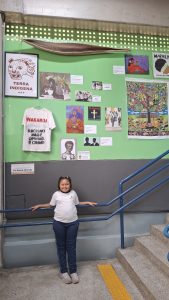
[31,203,52,211]
[79,201,97,206]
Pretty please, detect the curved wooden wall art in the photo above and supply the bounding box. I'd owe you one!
[23,39,130,56]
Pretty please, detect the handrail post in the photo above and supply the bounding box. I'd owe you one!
[119,182,125,249]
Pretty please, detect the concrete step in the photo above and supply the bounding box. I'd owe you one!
[111,258,145,300]
[117,247,169,300]
[151,224,169,246]
[134,235,169,276]
[165,213,169,224]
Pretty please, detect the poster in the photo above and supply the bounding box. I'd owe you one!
[5,52,38,98]
[11,164,35,175]
[75,90,92,102]
[88,107,101,120]
[105,107,122,131]
[100,137,112,146]
[92,81,103,90]
[125,55,149,74]
[40,72,71,100]
[66,106,84,133]
[126,79,169,139]
[84,125,97,134]
[153,53,169,78]
[71,75,83,84]
[84,137,100,146]
[77,151,90,160]
[61,139,76,160]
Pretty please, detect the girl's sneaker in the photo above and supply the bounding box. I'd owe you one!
[70,273,79,284]
[59,272,72,284]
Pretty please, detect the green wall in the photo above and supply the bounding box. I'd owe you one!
[4,25,169,162]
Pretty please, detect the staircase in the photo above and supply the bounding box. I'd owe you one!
[111,213,169,300]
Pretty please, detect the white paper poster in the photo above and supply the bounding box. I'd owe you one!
[84,125,97,134]
[11,164,35,175]
[77,151,90,160]
[100,137,113,146]
[71,75,84,84]
[113,66,125,74]
[103,83,112,90]
[92,95,101,102]
[5,53,38,97]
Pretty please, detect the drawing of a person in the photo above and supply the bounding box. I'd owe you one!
[61,141,75,160]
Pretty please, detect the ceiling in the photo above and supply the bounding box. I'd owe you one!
[1,12,169,36]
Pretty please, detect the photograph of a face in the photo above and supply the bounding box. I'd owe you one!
[125,55,149,74]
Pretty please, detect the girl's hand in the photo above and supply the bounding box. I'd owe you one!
[31,205,40,211]
[86,202,97,206]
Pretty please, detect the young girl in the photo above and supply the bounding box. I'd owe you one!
[31,176,97,284]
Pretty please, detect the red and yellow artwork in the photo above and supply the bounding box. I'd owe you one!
[66,106,84,134]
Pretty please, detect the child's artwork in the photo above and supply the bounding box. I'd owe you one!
[66,106,84,134]
[153,53,169,78]
[40,72,71,100]
[126,79,169,138]
[88,107,101,120]
[105,107,122,131]
[125,55,149,74]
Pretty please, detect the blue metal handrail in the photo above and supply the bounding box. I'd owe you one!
[163,224,169,239]
[0,149,169,249]
[119,149,169,248]
[163,224,169,261]
[1,175,169,229]
[1,161,169,213]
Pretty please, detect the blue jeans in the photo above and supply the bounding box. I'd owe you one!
[53,219,79,274]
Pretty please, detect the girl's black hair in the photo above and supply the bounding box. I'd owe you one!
[58,176,72,190]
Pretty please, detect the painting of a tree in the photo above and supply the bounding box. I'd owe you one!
[127,80,169,138]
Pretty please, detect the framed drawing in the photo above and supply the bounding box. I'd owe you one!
[5,52,38,98]
[125,55,149,75]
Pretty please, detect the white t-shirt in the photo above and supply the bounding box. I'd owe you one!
[50,190,79,223]
[22,107,56,152]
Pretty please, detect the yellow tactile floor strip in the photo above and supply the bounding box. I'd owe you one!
[97,264,132,300]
